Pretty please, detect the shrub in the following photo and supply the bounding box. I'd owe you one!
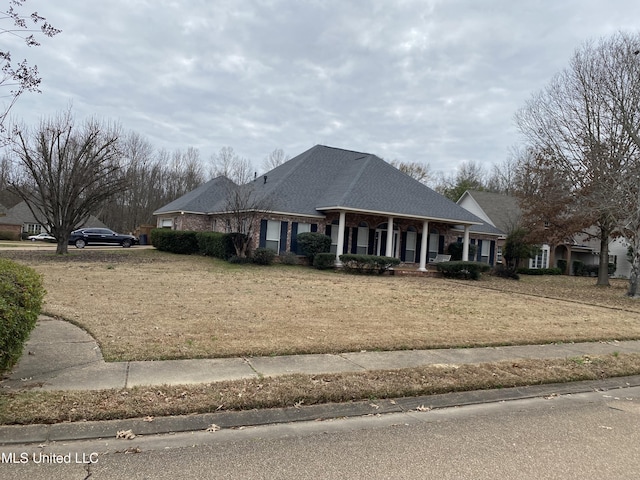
[150,229,199,255]
[572,260,585,276]
[0,259,45,373]
[297,232,331,262]
[195,232,240,260]
[339,254,401,274]
[280,252,300,265]
[252,248,276,265]
[516,267,562,275]
[557,259,567,273]
[436,261,491,280]
[447,242,477,261]
[0,231,19,241]
[227,255,253,264]
[575,263,616,277]
[492,265,520,280]
[313,252,336,270]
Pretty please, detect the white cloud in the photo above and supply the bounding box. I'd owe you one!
[6,0,640,176]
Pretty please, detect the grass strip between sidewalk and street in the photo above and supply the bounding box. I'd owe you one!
[1,353,639,425]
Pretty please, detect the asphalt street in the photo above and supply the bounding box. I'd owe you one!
[2,386,640,480]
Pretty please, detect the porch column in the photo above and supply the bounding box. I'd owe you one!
[385,216,394,257]
[418,220,429,271]
[335,211,346,266]
[462,225,470,261]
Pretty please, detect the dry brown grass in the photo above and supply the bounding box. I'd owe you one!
[4,249,640,362]
[2,353,639,425]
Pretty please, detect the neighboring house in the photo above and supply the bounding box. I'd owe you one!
[458,190,632,277]
[0,201,108,239]
[154,145,503,270]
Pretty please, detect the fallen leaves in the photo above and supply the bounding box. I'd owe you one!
[116,429,136,440]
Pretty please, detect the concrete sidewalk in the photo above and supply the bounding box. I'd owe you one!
[3,316,640,392]
[4,316,640,446]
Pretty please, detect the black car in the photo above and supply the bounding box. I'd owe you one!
[69,228,138,248]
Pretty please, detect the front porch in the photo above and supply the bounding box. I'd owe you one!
[323,209,474,271]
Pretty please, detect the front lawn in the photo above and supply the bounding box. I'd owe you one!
[5,249,640,362]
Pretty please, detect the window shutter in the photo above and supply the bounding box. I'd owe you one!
[311,224,318,233]
[489,240,496,265]
[400,232,407,262]
[291,222,299,253]
[438,235,445,254]
[351,227,358,254]
[279,221,288,254]
[259,220,267,248]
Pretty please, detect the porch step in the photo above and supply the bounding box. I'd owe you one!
[388,268,443,278]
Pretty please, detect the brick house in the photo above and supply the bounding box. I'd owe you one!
[154,145,503,270]
[457,190,631,277]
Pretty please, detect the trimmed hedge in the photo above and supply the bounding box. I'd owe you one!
[436,261,491,280]
[151,229,244,259]
[313,252,336,270]
[0,258,45,373]
[297,232,331,261]
[151,229,199,255]
[516,267,563,275]
[253,248,276,265]
[572,261,616,277]
[339,254,401,274]
[196,232,237,260]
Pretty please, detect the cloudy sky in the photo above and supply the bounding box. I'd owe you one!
[5,0,640,177]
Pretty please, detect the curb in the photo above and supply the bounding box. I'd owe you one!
[3,375,640,446]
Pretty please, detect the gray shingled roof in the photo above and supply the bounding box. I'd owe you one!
[0,201,108,229]
[153,176,237,215]
[155,145,491,225]
[462,190,522,234]
[242,145,486,224]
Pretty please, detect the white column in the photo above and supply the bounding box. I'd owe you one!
[462,225,470,261]
[385,216,394,257]
[418,220,429,271]
[335,211,346,266]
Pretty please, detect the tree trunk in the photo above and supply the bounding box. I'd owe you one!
[597,227,610,287]
[628,237,640,297]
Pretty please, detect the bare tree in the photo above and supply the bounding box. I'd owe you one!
[486,153,520,194]
[515,33,640,287]
[1,0,60,134]
[434,160,486,202]
[8,109,126,254]
[221,182,271,258]
[209,146,253,184]
[262,147,289,172]
[389,159,432,185]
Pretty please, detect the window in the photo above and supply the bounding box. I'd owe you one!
[529,246,550,269]
[496,246,503,264]
[330,223,339,254]
[480,240,490,264]
[294,222,311,253]
[428,232,439,261]
[405,228,417,263]
[265,220,281,252]
[26,224,42,234]
[160,219,173,229]
[357,224,369,255]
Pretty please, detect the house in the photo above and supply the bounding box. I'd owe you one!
[154,145,503,270]
[0,201,108,240]
[457,190,631,277]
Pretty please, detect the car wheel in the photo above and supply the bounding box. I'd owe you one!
[75,239,86,249]
[122,239,132,248]
[31,238,36,242]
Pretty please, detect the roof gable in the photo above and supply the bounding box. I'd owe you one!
[153,176,236,215]
[459,190,522,234]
